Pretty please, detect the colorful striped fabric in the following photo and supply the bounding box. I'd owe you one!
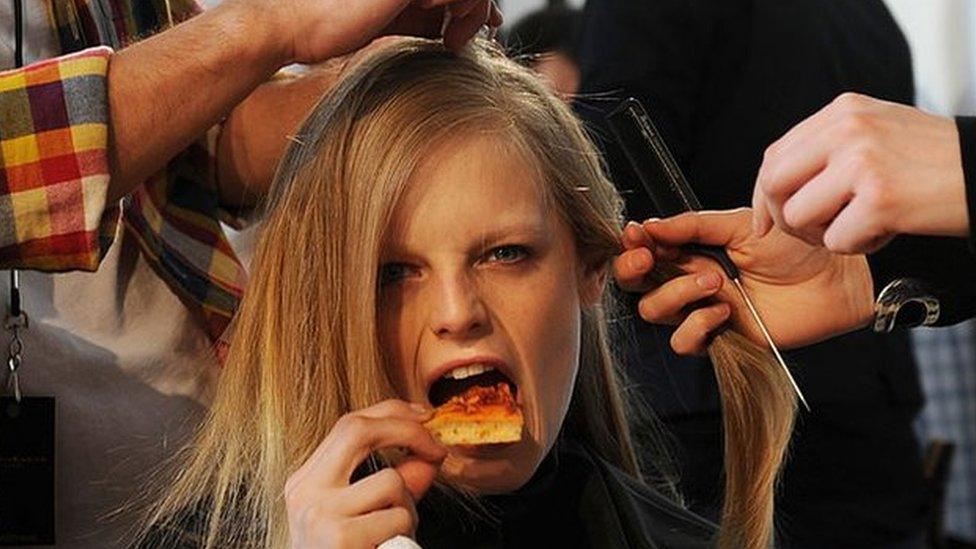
[0,47,117,271]
[50,0,201,52]
[123,126,247,342]
[1,0,245,341]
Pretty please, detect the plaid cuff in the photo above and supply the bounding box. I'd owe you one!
[0,46,118,272]
[123,125,246,342]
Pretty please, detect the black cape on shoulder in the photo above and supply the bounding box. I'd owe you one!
[139,439,716,548]
[416,438,716,548]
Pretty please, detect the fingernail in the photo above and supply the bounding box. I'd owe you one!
[696,272,721,290]
[624,221,641,239]
[630,250,651,271]
[411,403,431,414]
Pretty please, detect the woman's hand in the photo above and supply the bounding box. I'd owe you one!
[613,209,876,355]
[285,400,447,548]
[751,92,968,252]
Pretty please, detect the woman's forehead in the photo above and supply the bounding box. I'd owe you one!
[385,134,552,251]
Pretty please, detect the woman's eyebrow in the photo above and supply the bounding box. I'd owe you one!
[475,223,550,248]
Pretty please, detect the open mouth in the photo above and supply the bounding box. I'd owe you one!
[423,362,524,446]
[428,363,519,407]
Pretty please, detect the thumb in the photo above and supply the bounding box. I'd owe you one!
[395,457,442,501]
[643,209,753,248]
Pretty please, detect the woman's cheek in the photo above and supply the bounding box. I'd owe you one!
[519,272,583,443]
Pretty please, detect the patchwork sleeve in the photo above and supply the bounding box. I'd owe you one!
[123,125,246,342]
[0,47,117,272]
[8,1,244,344]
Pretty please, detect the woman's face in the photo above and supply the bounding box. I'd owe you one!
[378,134,600,493]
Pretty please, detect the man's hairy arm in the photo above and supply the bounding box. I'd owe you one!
[107,3,284,203]
[105,0,501,205]
[215,65,343,208]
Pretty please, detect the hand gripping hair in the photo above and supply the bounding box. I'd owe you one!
[647,260,798,549]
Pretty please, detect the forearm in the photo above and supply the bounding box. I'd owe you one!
[216,64,343,207]
[107,2,285,202]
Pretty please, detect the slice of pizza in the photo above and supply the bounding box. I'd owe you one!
[424,382,523,445]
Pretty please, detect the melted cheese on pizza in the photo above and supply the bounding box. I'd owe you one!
[425,383,523,445]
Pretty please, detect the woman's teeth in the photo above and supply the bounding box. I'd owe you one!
[445,363,496,380]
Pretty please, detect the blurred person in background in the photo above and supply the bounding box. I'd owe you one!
[886,3,976,548]
[575,1,933,547]
[505,2,583,99]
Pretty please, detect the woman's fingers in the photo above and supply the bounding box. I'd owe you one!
[822,197,893,254]
[621,221,650,249]
[342,468,417,520]
[324,415,446,487]
[285,399,444,546]
[355,398,432,420]
[395,457,442,501]
[751,185,774,236]
[613,247,655,292]
[750,96,852,237]
[642,209,752,248]
[670,303,732,356]
[780,154,859,244]
[287,401,444,500]
[637,271,724,324]
[298,504,417,548]
[351,506,418,545]
[613,222,655,292]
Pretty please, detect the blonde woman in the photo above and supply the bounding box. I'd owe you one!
[141,38,795,549]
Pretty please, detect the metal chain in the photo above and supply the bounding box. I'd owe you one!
[4,313,26,402]
[5,2,24,403]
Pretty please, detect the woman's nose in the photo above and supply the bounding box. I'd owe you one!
[428,274,488,338]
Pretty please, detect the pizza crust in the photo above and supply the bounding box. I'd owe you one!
[424,383,524,445]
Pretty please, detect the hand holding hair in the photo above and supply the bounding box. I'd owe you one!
[614,208,875,355]
[105,0,500,209]
[616,209,848,547]
[240,0,503,65]
[284,400,447,548]
[751,92,968,253]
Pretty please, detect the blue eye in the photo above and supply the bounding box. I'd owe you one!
[379,263,414,285]
[486,245,530,264]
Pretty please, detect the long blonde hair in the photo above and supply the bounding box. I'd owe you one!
[142,38,795,549]
[141,38,645,548]
[646,260,798,548]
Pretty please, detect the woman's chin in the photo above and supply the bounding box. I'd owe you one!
[438,440,542,495]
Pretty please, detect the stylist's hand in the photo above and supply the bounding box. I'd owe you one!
[285,400,447,548]
[241,0,503,65]
[614,209,875,355]
[752,92,968,253]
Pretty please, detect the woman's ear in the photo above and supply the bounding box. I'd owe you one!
[579,264,608,307]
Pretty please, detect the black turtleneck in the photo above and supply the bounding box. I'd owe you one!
[415,439,716,549]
